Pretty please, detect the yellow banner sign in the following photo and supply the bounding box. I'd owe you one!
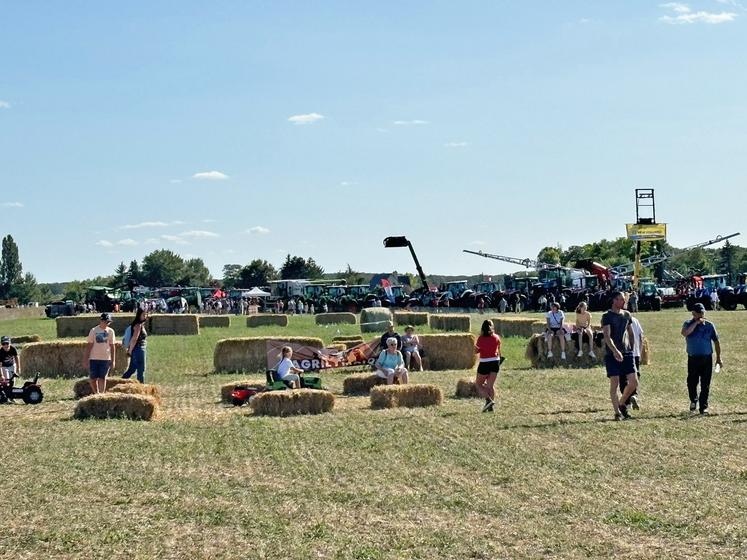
[626,223,667,241]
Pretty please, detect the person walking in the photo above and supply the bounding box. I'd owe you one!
[619,313,644,410]
[122,307,149,383]
[601,292,638,420]
[681,303,722,415]
[83,313,116,394]
[474,319,502,413]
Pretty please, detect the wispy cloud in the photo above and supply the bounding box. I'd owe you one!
[2,202,23,208]
[0,101,10,109]
[96,240,114,248]
[180,230,220,238]
[120,220,184,230]
[96,238,139,248]
[393,120,429,126]
[192,170,229,180]
[444,141,470,148]
[247,226,270,235]
[116,238,138,246]
[161,234,189,245]
[659,3,737,23]
[288,112,325,125]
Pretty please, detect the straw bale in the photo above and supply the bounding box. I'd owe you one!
[370,384,443,409]
[149,314,200,335]
[333,336,364,349]
[73,393,160,421]
[455,379,480,398]
[418,334,476,371]
[428,314,471,332]
[328,343,347,352]
[361,308,392,324]
[525,332,604,369]
[492,317,543,338]
[110,383,162,405]
[199,315,231,328]
[220,380,266,403]
[56,315,136,338]
[7,334,41,344]
[393,311,429,326]
[315,313,357,325]
[641,336,651,366]
[73,377,138,399]
[342,373,385,395]
[247,314,289,328]
[21,341,128,379]
[360,320,390,334]
[213,336,324,373]
[250,389,335,416]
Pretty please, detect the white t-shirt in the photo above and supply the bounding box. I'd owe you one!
[710,291,719,303]
[630,317,644,358]
[546,310,565,329]
[276,357,295,379]
[87,326,115,361]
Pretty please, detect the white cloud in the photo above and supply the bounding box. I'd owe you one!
[393,120,429,125]
[247,226,270,235]
[120,220,185,230]
[161,234,189,245]
[144,238,159,244]
[2,202,23,208]
[0,101,10,109]
[288,112,325,125]
[192,170,229,180]
[116,238,138,246]
[444,141,470,148]
[659,3,737,23]
[180,230,220,238]
[96,240,114,248]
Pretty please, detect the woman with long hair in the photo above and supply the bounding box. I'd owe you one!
[574,301,596,359]
[474,319,501,412]
[122,306,149,383]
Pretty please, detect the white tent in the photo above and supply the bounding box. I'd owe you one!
[246,287,272,297]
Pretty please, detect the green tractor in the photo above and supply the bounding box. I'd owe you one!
[86,286,134,312]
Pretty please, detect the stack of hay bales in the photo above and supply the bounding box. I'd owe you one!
[455,378,480,398]
[199,315,231,328]
[109,383,162,405]
[315,313,357,325]
[525,333,604,369]
[428,314,471,332]
[213,336,324,373]
[328,343,347,352]
[418,334,476,371]
[332,335,364,349]
[56,315,134,338]
[492,317,544,338]
[220,380,266,403]
[393,311,429,326]
[73,393,160,421]
[73,377,138,399]
[247,314,289,328]
[7,334,41,344]
[342,373,384,395]
[21,341,128,378]
[370,384,443,409]
[360,308,393,334]
[250,389,335,416]
[149,314,200,335]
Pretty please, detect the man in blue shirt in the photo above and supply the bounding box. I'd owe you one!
[681,303,722,415]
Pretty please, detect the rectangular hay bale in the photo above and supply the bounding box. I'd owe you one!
[199,315,231,328]
[492,317,542,338]
[342,373,383,395]
[56,314,136,338]
[418,333,477,370]
[247,314,289,328]
[21,341,128,378]
[213,336,324,373]
[315,313,357,325]
[73,393,160,421]
[250,389,335,416]
[428,314,471,332]
[73,377,138,399]
[149,314,200,335]
[393,311,429,326]
[370,384,443,409]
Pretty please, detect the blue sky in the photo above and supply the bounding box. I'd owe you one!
[1,1,745,282]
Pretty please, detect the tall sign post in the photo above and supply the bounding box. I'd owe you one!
[626,189,667,291]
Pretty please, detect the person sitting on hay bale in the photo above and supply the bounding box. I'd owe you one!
[474,319,502,413]
[374,338,408,385]
[379,322,401,351]
[401,326,423,372]
[544,302,567,360]
[83,313,116,395]
[573,302,597,360]
[276,346,304,389]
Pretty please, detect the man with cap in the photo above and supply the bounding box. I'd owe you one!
[0,336,20,382]
[681,303,722,415]
[379,321,402,351]
[83,312,116,394]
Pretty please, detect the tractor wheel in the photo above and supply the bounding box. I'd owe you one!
[722,300,737,311]
[231,397,245,407]
[22,387,43,405]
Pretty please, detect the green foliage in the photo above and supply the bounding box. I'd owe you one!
[112,262,128,286]
[8,272,41,304]
[127,260,142,285]
[0,234,22,298]
[537,246,561,265]
[180,258,212,286]
[141,250,185,286]
[221,264,242,289]
[238,259,278,288]
[280,255,324,280]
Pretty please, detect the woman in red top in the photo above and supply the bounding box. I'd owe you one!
[474,319,502,412]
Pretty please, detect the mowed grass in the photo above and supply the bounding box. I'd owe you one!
[0,311,745,559]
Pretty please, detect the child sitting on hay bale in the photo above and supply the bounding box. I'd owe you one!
[401,326,423,372]
[544,302,567,360]
[374,337,408,385]
[573,302,597,360]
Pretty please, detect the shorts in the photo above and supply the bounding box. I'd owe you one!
[477,360,500,375]
[547,327,563,334]
[604,353,636,378]
[278,373,300,384]
[89,360,111,379]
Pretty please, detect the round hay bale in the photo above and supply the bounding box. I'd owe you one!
[428,314,471,332]
[21,341,128,379]
[526,332,603,369]
[213,336,324,373]
[492,317,542,338]
[247,314,289,328]
[73,377,138,399]
[455,379,480,398]
[315,313,357,325]
[199,315,231,328]
[7,334,41,344]
[109,383,162,405]
[418,334,476,370]
[641,336,651,366]
[149,314,200,335]
[342,373,383,395]
[250,389,335,416]
[220,380,266,403]
[360,308,392,333]
[73,393,160,421]
[370,384,443,409]
[393,311,429,326]
[56,314,135,338]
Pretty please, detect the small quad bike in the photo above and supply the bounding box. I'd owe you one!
[230,369,325,406]
[0,372,44,405]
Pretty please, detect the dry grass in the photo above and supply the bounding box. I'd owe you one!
[73,393,160,420]
[247,314,289,328]
[109,383,163,405]
[370,383,443,409]
[213,336,324,373]
[418,333,477,370]
[20,340,128,378]
[455,378,480,398]
[149,314,200,335]
[72,377,138,399]
[428,313,471,332]
[393,311,429,326]
[315,313,357,325]
[250,389,335,416]
[199,315,231,328]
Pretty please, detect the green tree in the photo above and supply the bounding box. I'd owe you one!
[537,246,561,265]
[239,259,278,288]
[112,262,128,286]
[222,264,243,289]
[718,240,735,285]
[280,255,308,279]
[9,272,40,304]
[63,280,89,302]
[0,235,22,298]
[339,264,365,286]
[128,260,142,285]
[141,250,185,286]
[306,257,325,280]
[180,258,212,286]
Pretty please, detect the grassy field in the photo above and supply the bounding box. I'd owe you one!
[1,310,745,559]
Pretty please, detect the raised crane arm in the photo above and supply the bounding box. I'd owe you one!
[462,249,541,269]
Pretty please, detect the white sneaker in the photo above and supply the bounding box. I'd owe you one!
[547,351,554,358]
[560,352,566,360]
[576,351,583,358]
[588,352,596,359]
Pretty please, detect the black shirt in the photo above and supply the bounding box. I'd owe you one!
[0,346,18,367]
[380,331,402,350]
